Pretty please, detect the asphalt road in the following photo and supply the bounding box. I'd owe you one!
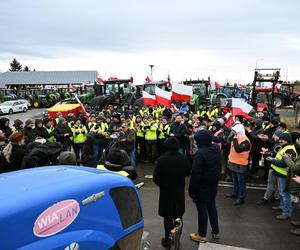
[0,108,47,124]
[3,108,300,250]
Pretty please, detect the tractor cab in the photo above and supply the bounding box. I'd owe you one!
[0,88,17,101]
[141,81,169,96]
[183,79,209,111]
[0,166,144,250]
[90,79,134,110]
[251,68,281,112]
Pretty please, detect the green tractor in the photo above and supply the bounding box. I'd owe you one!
[57,87,72,99]
[0,88,17,102]
[183,79,210,111]
[19,88,53,108]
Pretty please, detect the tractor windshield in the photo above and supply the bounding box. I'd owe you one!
[223,87,235,97]
[193,84,206,97]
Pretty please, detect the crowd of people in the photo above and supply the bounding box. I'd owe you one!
[0,101,300,246]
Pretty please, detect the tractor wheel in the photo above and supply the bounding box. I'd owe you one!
[295,101,300,128]
[274,94,283,108]
[33,101,40,108]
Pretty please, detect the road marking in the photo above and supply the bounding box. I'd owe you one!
[198,242,253,250]
[218,182,267,191]
[144,175,153,179]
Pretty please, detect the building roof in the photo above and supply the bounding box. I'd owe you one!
[0,70,98,86]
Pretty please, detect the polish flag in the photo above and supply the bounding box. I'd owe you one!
[142,91,156,106]
[232,98,253,120]
[171,82,192,102]
[74,94,90,120]
[155,86,172,107]
[210,79,221,90]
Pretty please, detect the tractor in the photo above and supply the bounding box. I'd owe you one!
[90,79,134,110]
[133,80,170,107]
[183,79,210,111]
[19,88,53,108]
[215,84,250,102]
[0,88,17,102]
[250,68,281,113]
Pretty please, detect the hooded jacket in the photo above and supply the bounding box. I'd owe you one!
[189,129,221,202]
[0,118,12,138]
[34,119,49,139]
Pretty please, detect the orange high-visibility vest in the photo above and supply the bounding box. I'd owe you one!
[213,130,223,149]
[228,136,251,166]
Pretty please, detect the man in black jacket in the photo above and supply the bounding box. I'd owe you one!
[189,129,221,243]
[53,118,72,151]
[170,115,188,154]
[153,137,190,248]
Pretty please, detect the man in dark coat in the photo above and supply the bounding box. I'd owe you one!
[53,118,72,151]
[24,119,37,145]
[189,129,221,243]
[170,115,188,153]
[34,119,49,140]
[153,137,190,248]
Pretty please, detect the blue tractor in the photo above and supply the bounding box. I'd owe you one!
[0,166,144,250]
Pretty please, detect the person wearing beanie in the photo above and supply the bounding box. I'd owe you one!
[53,117,72,151]
[266,132,298,220]
[43,118,56,142]
[11,119,23,133]
[0,131,25,173]
[24,119,37,145]
[256,130,283,206]
[189,129,221,243]
[245,117,266,177]
[58,151,77,165]
[153,137,190,247]
[227,123,251,205]
[34,119,49,140]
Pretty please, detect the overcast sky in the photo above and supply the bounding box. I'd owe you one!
[0,0,299,84]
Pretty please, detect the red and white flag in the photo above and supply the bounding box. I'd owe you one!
[74,94,90,120]
[232,98,253,120]
[155,86,172,107]
[171,82,192,102]
[142,91,156,106]
[210,79,221,90]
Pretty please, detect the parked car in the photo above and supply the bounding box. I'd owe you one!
[0,100,28,114]
[17,99,32,109]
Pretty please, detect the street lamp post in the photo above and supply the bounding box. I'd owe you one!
[255,58,264,69]
[149,65,155,80]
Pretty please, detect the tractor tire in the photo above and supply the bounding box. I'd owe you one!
[295,101,300,129]
[274,94,283,108]
[33,101,41,108]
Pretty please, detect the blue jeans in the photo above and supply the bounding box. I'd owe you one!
[128,149,136,169]
[93,143,104,162]
[231,171,247,201]
[277,177,292,217]
[196,200,219,237]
